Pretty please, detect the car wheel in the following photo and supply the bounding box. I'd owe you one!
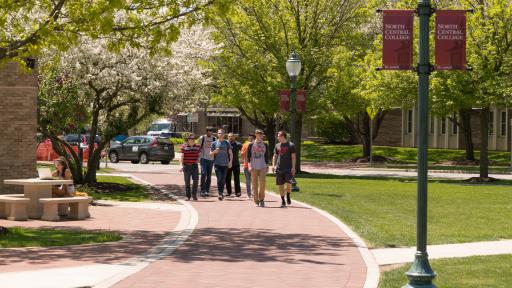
[131,160,140,164]
[139,152,149,164]
[109,151,119,163]
[161,160,170,165]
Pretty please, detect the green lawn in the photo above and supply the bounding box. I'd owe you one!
[264,174,512,248]
[0,227,121,248]
[379,255,512,288]
[78,175,150,202]
[302,142,512,167]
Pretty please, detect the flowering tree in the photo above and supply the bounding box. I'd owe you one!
[39,26,219,183]
[0,0,226,62]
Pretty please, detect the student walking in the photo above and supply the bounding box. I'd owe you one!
[210,129,233,201]
[272,131,296,208]
[199,127,216,197]
[179,134,201,201]
[240,133,255,199]
[226,133,242,197]
[246,129,269,207]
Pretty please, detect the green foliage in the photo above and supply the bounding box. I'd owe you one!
[380,255,512,288]
[0,227,121,248]
[0,0,230,62]
[265,174,512,248]
[313,114,351,143]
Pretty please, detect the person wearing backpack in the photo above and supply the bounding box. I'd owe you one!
[272,131,296,208]
[246,129,269,207]
[198,127,216,197]
[210,129,233,201]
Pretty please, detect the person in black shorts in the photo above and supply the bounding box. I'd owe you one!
[272,131,296,208]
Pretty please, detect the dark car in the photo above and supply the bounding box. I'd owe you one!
[108,136,174,164]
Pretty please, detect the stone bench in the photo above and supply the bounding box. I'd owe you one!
[0,195,30,221]
[39,197,92,221]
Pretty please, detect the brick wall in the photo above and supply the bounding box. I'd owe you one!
[0,62,38,194]
[374,108,403,147]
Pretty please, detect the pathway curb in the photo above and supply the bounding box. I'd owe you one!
[266,191,380,288]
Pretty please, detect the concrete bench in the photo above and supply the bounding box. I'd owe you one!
[0,195,29,221]
[39,197,92,221]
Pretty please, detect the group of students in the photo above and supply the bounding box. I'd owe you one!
[179,127,296,208]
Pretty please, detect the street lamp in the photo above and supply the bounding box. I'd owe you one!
[286,51,301,192]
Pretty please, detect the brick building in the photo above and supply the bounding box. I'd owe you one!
[0,62,38,194]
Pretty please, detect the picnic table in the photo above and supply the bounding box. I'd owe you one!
[4,179,73,219]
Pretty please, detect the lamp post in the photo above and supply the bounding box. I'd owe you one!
[404,0,436,287]
[286,51,301,192]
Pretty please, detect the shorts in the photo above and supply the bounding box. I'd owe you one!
[275,170,293,185]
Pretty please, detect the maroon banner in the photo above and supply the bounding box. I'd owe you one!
[435,10,466,70]
[297,89,307,112]
[279,89,290,112]
[382,10,414,70]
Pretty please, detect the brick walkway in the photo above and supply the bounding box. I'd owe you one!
[113,170,368,288]
[0,202,181,274]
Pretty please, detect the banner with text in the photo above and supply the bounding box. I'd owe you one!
[382,10,414,70]
[279,89,290,112]
[435,10,466,70]
[297,89,307,112]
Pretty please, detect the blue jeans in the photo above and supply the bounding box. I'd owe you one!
[200,158,214,193]
[214,165,228,197]
[244,167,252,197]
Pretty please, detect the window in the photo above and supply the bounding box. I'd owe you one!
[441,117,446,135]
[407,110,413,134]
[489,111,494,135]
[430,116,435,134]
[501,111,507,136]
[207,116,242,134]
[451,115,458,135]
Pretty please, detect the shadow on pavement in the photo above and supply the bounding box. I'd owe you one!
[169,227,354,266]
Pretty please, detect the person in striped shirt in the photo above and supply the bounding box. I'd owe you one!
[180,134,201,200]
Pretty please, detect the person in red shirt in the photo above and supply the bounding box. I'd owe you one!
[180,134,201,200]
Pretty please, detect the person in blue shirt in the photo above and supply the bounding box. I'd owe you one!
[209,129,233,201]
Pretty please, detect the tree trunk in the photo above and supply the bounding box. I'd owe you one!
[264,120,276,163]
[84,143,105,184]
[459,108,475,161]
[48,136,84,184]
[479,107,489,178]
[361,113,371,158]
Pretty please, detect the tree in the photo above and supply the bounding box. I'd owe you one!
[0,0,226,62]
[211,0,368,170]
[39,26,219,183]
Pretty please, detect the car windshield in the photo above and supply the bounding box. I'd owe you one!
[150,123,171,131]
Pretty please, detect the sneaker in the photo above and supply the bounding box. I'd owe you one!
[287,194,291,205]
[260,200,265,207]
[254,201,260,207]
[236,193,241,197]
[193,196,198,201]
[280,202,286,208]
[186,197,191,201]
[205,192,210,197]
[218,196,224,201]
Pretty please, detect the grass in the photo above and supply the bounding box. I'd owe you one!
[263,173,512,248]
[0,227,122,248]
[78,175,150,202]
[379,255,512,288]
[302,142,512,166]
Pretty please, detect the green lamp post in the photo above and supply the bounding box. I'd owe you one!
[404,0,437,287]
[286,51,301,192]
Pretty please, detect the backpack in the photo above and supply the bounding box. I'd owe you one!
[200,135,216,151]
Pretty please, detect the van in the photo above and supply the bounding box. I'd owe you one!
[147,119,176,136]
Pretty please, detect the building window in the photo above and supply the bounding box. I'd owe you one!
[501,111,507,136]
[451,115,458,135]
[407,110,413,134]
[207,116,241,134]
[441,117,446,135]
[430,116,435,134]
[489,111,494,135]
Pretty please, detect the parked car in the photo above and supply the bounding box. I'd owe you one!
[108,136,175,164]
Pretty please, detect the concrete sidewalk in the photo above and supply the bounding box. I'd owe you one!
[111,170,371,288]
[302,165,512,180]
[372,240,512,266]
